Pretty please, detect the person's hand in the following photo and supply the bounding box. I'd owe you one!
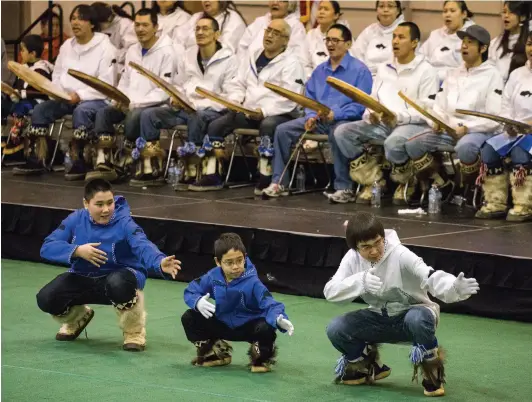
[9,90,21,103]
[455,125,468,138]
[304,117,317,131]
[74,242,107,267]
[319,110,335,123]
[68,92,81,105]
[276,315,294,336]
[196,293,216,319]
[364,267,383,295]
[381,112,397,128]
[170,97,182,109]
[506,125,519,137]
[160,255,181,279]
[453,272,480,298]
[369,112,382,125]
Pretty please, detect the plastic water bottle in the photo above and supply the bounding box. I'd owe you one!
[428,184,442,214]
[371,180,381,208]
[64,151,72,172]
[175,159,184,185]
[167,158,178,187]
[296,164,306,191]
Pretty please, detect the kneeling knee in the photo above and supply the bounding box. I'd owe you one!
[105,270,137,304]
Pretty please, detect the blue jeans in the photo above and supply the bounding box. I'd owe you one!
[326,307,437,361]
[140,107,224,144]
[272,117,351,189]
[481,142,531,166]
[94,106,144,141]
[31,99,107,130]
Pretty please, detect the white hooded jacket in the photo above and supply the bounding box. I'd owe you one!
[323,229,470,320]
[52,33,117,101]
[157,7,191,39]
[117,35,174,109]
[430,61,504,133]
[352,14,405,76]
[181,44,239,111]
[101,15,137,67]
[500,61,532,122]
[226,47,305,117]
[363,55,439,125]
[420,19,476,83]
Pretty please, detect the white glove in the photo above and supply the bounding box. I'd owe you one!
[364,267,383,295]
[453,272,480,297]
[196,293,216,319]
[276,315,294,336]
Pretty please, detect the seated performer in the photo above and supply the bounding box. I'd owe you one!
[182,233,294,372]
[398,25,503,201]
[262,24,372,198]
[475,31,532,221]
[91,7,174,186]
[206,19,305,194]
[153,0,191,39]
[4,35,54,157]
[325,212,479,396]
[37,179,181,351]
[330,22,439,205]
[23,4,117,178]
[139,15,238,191]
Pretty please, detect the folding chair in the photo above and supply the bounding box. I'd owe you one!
[224,128,259,188]
[164,124,187,177]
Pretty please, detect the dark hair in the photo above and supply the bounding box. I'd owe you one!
[214,233,246,261]
[198,15,220,32]
[203,1,247,34]
[345,212,385,250]
[151,1,181,15]
[40,10,60,26]
[22,35,44,58]
[92,2,134,23]
[398,21,421,42]
[136,7,158,26]
[327,23,352,42]
[70,4,100,32]
[498,1,531,76]
[84,179,113,200]
[443,1,474,20]
[375,1,403,17]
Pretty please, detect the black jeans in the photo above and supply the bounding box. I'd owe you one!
[36,269,137,316]
[206,111,295,140]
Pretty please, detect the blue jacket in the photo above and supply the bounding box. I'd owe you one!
[40,196,166,289]
[305,53,373,121]
[184,258,288,331]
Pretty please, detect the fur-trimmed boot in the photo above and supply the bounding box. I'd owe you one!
[334,344,391,385]
[192,339,233,367]
[248,341,277,373]
[114,139,135,181]
[12,125,48,175]
[390,160,416,205]
[413,153,455,204]
[507,164,532,222]
[460,157,481,203]
[52,305,95,341]
[64,126,93,181]
[475,165,508,219]
[411,345,446,397]
[85,134,118,182]
[3,115,27,157]
[115,290,146,351]
[189,136,225,192]
[344,152,385,204]
[255,136,274,196]
[174,141,200,191]
[129,139,166,187]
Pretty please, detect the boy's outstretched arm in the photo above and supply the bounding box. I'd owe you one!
[253,283,293,334]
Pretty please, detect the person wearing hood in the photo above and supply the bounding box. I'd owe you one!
[352,1,405,77]
[420,1,476,83]
[325,212,479,397]
[90,8,174,188]
[3,35,54,158]
[475,31,532,222]
[37,179,181,352]
[23,5,117,179]
[238,1,310,76]
[329,22,439,206]
[404,25,504,205]
[182,233,294,373]
[140,15,239,192]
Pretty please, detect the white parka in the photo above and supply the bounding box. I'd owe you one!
[117,35,174,109]
[52,33,117,101]
[226,47,305,117]
[323,229,471,320]
[181,44,239,111]
[363,55,439,125]
[501,61,532,122]
[430,61,504,133]
[157,7,191,39]
[101,15,137,67]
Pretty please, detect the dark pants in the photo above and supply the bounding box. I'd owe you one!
[36,270,137,316]
[207,111,295,140]
[94,106,143,141]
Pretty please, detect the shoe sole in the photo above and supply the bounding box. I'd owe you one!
[329,197,356,204]
[123,343,146,352]
[55,309,95,341]
[188,185,224,192]
[250,365,271,373]
[195,357,232,367]
[340,368,391,385]
[424,386,445,397]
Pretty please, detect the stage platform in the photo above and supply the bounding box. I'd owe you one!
[2,170,531,322]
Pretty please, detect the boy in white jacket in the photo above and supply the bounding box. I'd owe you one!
[325,212,479,397]
[26,5,117,179]
[329,22,438,205]
[90,8,174,187]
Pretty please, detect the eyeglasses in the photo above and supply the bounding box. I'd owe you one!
[358,238,385,252]
[324,37,345,45]
[264,27,287,38]
[221,257,245,267]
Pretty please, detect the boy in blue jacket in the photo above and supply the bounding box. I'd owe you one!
[37,179,181,351]
[182,233,294,373]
